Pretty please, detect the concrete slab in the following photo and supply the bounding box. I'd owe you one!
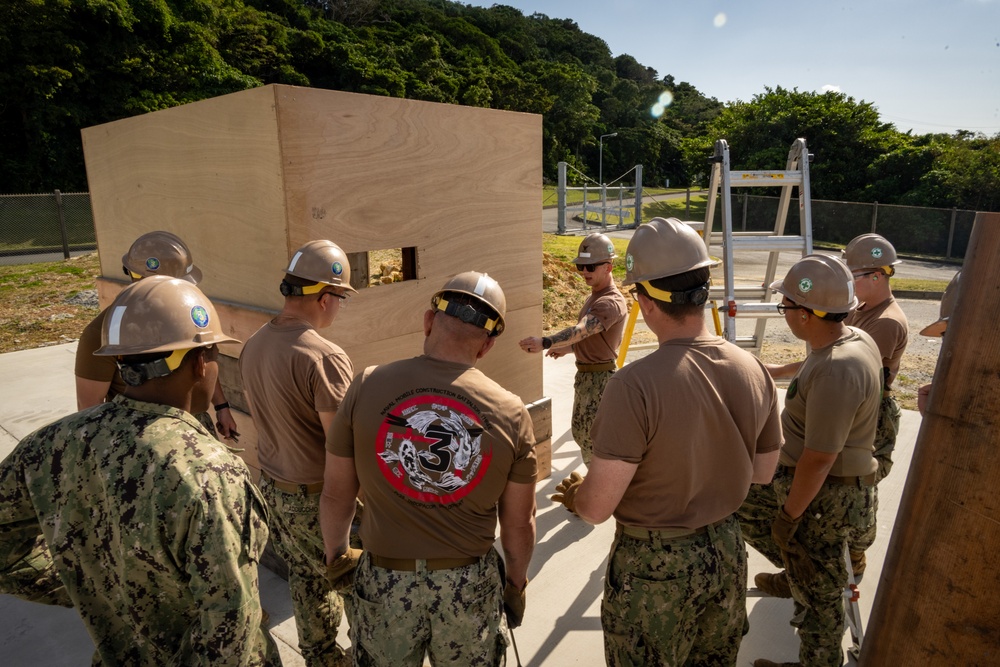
[0,342,920,666]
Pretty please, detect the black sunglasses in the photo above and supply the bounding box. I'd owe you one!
[576,262,610,272]
[776,303,808,315]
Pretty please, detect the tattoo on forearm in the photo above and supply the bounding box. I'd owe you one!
[549,328,575,345]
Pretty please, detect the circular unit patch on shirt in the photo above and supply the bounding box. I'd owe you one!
[376,394,492,504]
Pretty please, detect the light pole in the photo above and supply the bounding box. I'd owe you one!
[599,132,618,185]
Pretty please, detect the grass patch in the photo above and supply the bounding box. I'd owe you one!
[645,194,708,220]
[0,253,101,354]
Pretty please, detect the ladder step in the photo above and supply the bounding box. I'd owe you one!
[730,236,809,253]
[729,302,784,317]
[708,286,768,300]
[729,170,804,187]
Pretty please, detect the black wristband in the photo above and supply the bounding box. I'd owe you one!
[214,402,231,412]
[542,337,552,350]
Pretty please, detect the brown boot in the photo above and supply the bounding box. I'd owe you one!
[753,660,802,667]
[850,550,867,578]
[754,571,792,598]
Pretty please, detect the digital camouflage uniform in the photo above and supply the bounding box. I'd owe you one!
[741,468,875,667]
[602,516,747,666]
[0,396,279,666]
[351,549,508,666]
[258,480,351,667]
[848,394,901,558]
[571,368,615,464]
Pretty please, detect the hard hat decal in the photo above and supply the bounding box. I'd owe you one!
[331,261,344,276]
[626,254,634,271]
[871,248,883,259]
[579,252,591,258]
[190,305,210,328]
[107,305,127,345]
[798,278,813,293]
[287,251,304,272]
[606,243,614,254]
[146,257,160,271]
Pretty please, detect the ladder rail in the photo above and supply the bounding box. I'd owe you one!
[708,138,814,355]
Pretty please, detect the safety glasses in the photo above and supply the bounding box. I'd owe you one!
[576,262,610,272]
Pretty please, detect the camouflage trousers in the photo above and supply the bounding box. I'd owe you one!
[260,480,350,667]
[572,368,615,466]
[738,468,875,667]
[601,515,747,666]
[849,394,900,556]
[350,548,508,666]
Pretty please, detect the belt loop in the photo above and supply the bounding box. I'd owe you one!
[706,519,719,542]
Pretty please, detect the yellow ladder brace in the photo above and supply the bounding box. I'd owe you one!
[616,299,724,369]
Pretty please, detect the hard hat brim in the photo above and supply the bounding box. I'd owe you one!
[919,318,947,337]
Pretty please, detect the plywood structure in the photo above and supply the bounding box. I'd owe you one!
[82,84,549,479]
[860,212,1000,664]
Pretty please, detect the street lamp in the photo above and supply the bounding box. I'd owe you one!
[599,132,618,185]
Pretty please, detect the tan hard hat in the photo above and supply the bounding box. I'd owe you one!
[920,271,961,337]
[624,217,718,285]
[284,240,357,294]
[573,233,617,265]
[843,234,901,273]
[95,275,240,357]
[771,254,858,315]
[121,231,202,283]
[431,271,506,336]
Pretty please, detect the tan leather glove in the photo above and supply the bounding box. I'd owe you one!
[503,578,528,628]
[551,471,584,513]
[771,508,817,584]
[325,548,362,591]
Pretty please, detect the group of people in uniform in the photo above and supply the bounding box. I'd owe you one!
[0,218,959,667]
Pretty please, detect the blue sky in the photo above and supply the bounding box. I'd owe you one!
[497,0,1000,136]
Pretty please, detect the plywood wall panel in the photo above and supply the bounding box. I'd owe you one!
[82,86,288,310]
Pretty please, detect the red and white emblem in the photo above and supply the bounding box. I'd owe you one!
[376,394,491,504]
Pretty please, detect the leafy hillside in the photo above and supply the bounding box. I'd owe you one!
[3,0,997,211]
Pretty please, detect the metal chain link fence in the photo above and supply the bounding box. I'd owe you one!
[0,191,96,261]
[1,191,976,263]
[711,193,974,259]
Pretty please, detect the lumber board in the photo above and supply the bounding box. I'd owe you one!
[81,85,288,311]
[861,212,1000,664]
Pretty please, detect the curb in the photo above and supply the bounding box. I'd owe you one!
[894,290,944,300]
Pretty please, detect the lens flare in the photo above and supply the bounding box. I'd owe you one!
[714,12,727,28]
[658,91,674,106]
[651,103,665,118]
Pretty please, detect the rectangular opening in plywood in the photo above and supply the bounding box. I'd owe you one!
[346,247,418,290]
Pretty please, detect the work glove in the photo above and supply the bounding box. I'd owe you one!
[325,548,363,592]
[551,472,584,514]
[503,578,528,628]
[771,508,817,585]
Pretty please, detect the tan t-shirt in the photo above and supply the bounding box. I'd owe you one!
[591,336,782,529]
[75,308,127,400]
[326,355,537,559]
[778,328,882,477]
[573,284,628,364]
[240,318,353,484]
[845,297,908,386]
